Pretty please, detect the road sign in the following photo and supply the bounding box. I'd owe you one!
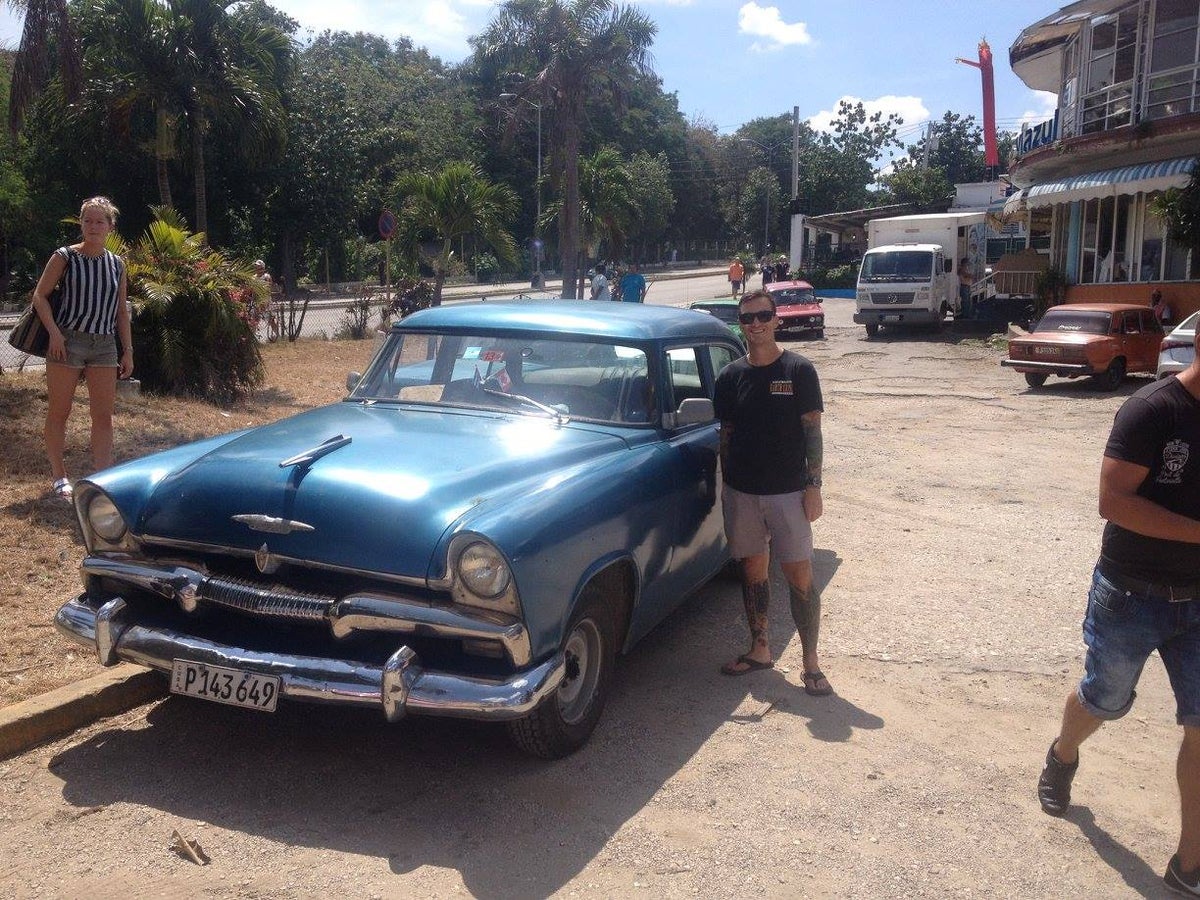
[378,210,397,240]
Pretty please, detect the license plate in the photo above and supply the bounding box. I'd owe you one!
[882,315,902,322]
[170,659,280,712]
[1034,346,1060,355]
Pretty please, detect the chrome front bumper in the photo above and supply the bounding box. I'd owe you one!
[56,595,565,722]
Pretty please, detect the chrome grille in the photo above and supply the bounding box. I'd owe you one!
[870,292,915,304]
[199,574,334,622]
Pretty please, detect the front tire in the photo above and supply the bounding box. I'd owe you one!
[508,586,616,759]
[1024,372,1048,388]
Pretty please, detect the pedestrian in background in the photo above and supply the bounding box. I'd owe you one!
[728,257,745,299]
[589,263,612,301]
[713,289,832,696]
[620,264,647,303]
[31,196,133,500]
[1036,322,1200,894]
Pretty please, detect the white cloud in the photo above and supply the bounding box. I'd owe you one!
[280,0,476,58]
[1017,90,1059,127]
[806,94,929,133]
[737,2,812,52]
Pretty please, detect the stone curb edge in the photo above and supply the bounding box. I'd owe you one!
[0,664,167,760]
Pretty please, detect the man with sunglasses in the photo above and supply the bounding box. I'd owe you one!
[712,290,832,696]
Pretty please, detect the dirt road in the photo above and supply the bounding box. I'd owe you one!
[0,321,1185,898]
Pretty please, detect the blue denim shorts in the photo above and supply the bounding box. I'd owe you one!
[1078,565,1200,727]
[58,329,118,368]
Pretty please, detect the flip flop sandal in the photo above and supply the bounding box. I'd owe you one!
[720,654,774,677]
[52,477,73,501]
[802,670,833,696]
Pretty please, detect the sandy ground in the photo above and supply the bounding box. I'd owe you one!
[0,320,1188,898]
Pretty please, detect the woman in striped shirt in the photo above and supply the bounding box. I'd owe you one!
[30,196,134,500]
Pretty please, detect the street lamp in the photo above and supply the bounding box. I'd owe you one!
[500,93,543,288]
[738,137,789,256]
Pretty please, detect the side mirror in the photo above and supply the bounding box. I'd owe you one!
[943,259,952,274]
[675,397,714,426]
[346,371,362,393]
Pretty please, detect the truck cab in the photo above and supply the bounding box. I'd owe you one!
[853,243,954,337]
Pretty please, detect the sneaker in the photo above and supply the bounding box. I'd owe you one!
[52,477,73,502]
[1166,854,1200,896]
[1038,739,1078,817]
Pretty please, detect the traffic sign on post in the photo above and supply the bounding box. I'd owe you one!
[378,210,397,240]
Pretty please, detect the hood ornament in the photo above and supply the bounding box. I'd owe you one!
[232,514,315,535]
[254,543,282,575]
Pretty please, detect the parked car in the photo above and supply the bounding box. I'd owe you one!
[56,302,744,758]
[688,298,745,345]
[767,280,824,337]
[1157,310,1200,379]
[1001,303,1164,391]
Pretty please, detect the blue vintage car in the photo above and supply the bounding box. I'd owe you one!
[56,301,744,757]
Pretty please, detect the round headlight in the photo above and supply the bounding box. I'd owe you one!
[87,493,127,543]
[457,542,511,598]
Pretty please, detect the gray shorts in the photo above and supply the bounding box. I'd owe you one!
[722,484,814,563]
[58,329,118,369]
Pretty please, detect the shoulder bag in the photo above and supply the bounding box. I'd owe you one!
[7,288,62,358]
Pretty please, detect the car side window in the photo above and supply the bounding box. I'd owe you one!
[1122,312,1141,334]
[705,345,739,384]
[1140,309,1161,333]
[665,347,705,410]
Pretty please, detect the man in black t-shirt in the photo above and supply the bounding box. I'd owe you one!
[712,289,831,696]
[1038,327,1200,894]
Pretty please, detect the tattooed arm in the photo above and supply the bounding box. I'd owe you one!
[802,410,822,522]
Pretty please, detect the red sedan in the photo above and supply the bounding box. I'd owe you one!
[767,280,824,337]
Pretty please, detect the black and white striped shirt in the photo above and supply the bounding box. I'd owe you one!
[53,246,125,335]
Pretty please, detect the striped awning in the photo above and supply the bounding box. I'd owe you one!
[1025,156,1197,207]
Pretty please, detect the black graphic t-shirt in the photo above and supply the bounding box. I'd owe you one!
[1102,376,1200,583]
[713,350,823,495]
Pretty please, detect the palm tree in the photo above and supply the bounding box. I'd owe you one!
[395,162,518,306]
[5,0,82,134]
[80,0,290,233]
[543,146,636,297]
[473,0,656,299]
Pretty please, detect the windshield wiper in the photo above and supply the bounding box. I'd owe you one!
[478,385,570,424]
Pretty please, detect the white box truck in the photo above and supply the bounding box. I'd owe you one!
[854,212,987,337]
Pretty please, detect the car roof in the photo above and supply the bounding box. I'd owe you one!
[398,300,736,343]
[768,280,815,291]
[1046,303,1150,314]
[690,298,739,307]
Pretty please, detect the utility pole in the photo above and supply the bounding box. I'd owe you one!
[921,121,939,170]
[790,106,805,271]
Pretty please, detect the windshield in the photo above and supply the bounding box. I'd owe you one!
[692,304,740,324]
[350,330,654,425]
[770,287,817,305]
[859,250,934,283]
[1033,310,1112,335]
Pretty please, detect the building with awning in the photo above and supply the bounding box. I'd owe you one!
[1007,0,1200,312]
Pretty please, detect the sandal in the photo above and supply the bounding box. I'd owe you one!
[720,654,774,676]
[802,670,833,696]
[52,477,73,501]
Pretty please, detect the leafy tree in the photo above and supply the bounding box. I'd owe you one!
[5,0,81,133]
[1151,168,1200,256]
[472,0,657,299]
[394,162,518,306]
[624,150,674,261]
[737,166,784,254]
[879,161,953,209]
[118,206,265,402]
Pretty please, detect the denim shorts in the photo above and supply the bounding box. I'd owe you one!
[721,485,813,563]
[59,329,118,368]
[1078,565,1200,727]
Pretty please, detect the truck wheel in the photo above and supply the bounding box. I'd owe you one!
[508,585,616,759]
[1094,358,1126,392]
[864,323,879,339]
[1024,372,1048,388]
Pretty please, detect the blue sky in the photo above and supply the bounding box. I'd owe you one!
[1,0,1060,149]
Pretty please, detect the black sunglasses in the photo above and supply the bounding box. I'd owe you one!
[738,309,775,324]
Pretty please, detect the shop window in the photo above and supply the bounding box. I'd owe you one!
[1081,10,1140,133]
[1147,0,1200,119]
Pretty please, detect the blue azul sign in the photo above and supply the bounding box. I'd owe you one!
[1017,110,1059,157]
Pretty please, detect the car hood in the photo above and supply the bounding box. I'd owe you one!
[775,302,822,315]
[132,402,627,579]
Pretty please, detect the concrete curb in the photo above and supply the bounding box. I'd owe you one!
[0,664,167,760]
